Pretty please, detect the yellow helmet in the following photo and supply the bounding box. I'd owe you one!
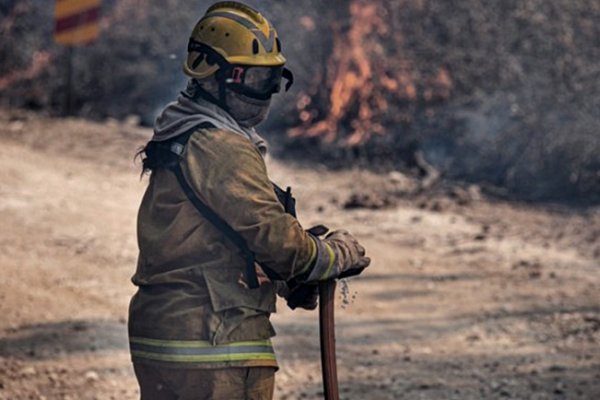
[184,1,287,80]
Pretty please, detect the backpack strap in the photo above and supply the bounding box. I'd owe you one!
[166,123,264,289]
[171,162,260,289]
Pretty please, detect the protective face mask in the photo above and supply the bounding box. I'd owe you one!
[226,90,272,128]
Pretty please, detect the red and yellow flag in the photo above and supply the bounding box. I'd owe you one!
[54,0,101,45]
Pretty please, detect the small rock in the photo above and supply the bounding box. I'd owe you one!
[529,270,542,279]
[343,192,394,210]
[448,186,472,205]
[466,334,481,342]
[19,366,37,377]
[468,185,483,201]
[430,200,444,212]
[71,322,88,331]
[85,370,100,382]
[124,114,141,126]
[388,171,407,184]
[549,365,566,373]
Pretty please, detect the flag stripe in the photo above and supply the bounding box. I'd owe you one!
[54,22,99,45]
[55,7,100,34]
[55,0,100,20]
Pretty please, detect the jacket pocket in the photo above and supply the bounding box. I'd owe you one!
[202,267,277,345]
[203,267,276,313]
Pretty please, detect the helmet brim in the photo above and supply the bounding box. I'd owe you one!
[227,53,286,67]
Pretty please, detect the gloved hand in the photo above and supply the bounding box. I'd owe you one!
[274,280,318,310]
[324,230,370,278]
[307,229,370,282]
[286,283,319,310]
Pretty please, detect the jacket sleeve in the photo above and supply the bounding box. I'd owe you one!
[180,128,317,281]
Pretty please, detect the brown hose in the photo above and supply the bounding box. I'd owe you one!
[319,280,339,400]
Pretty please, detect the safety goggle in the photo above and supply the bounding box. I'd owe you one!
[187,39,295,100]
[224,65,294,100]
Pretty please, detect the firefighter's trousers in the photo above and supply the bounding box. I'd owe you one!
[133,363,275,400]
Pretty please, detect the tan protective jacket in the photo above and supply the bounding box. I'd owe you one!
[128,126,316,369]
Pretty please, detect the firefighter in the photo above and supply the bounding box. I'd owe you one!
[129,2,370,399]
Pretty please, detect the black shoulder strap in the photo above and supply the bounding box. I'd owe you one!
[168,123,260,289]
[172,163,260,289]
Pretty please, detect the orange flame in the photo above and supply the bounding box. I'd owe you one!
[291,0,452,146]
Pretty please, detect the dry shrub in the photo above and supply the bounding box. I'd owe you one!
[0,0,598,202]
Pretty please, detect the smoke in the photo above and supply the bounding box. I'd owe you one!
[0,0,598,202]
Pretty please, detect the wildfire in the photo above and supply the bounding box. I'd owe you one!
[291,0,452,146]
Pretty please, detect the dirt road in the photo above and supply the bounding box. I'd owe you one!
[0,110,598,399]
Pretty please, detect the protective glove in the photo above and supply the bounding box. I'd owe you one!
[283,226,370,308]
[276,280,319,310]
[307,229,371,282]
[325,230,370,277]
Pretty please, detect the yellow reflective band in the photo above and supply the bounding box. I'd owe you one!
[130,337,273,349]
[129,337,277,364]
[131,351,277,363]
[298,236,317,275]
[319,243,337,280]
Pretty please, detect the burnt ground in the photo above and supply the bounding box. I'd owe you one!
[0,110,598,399]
